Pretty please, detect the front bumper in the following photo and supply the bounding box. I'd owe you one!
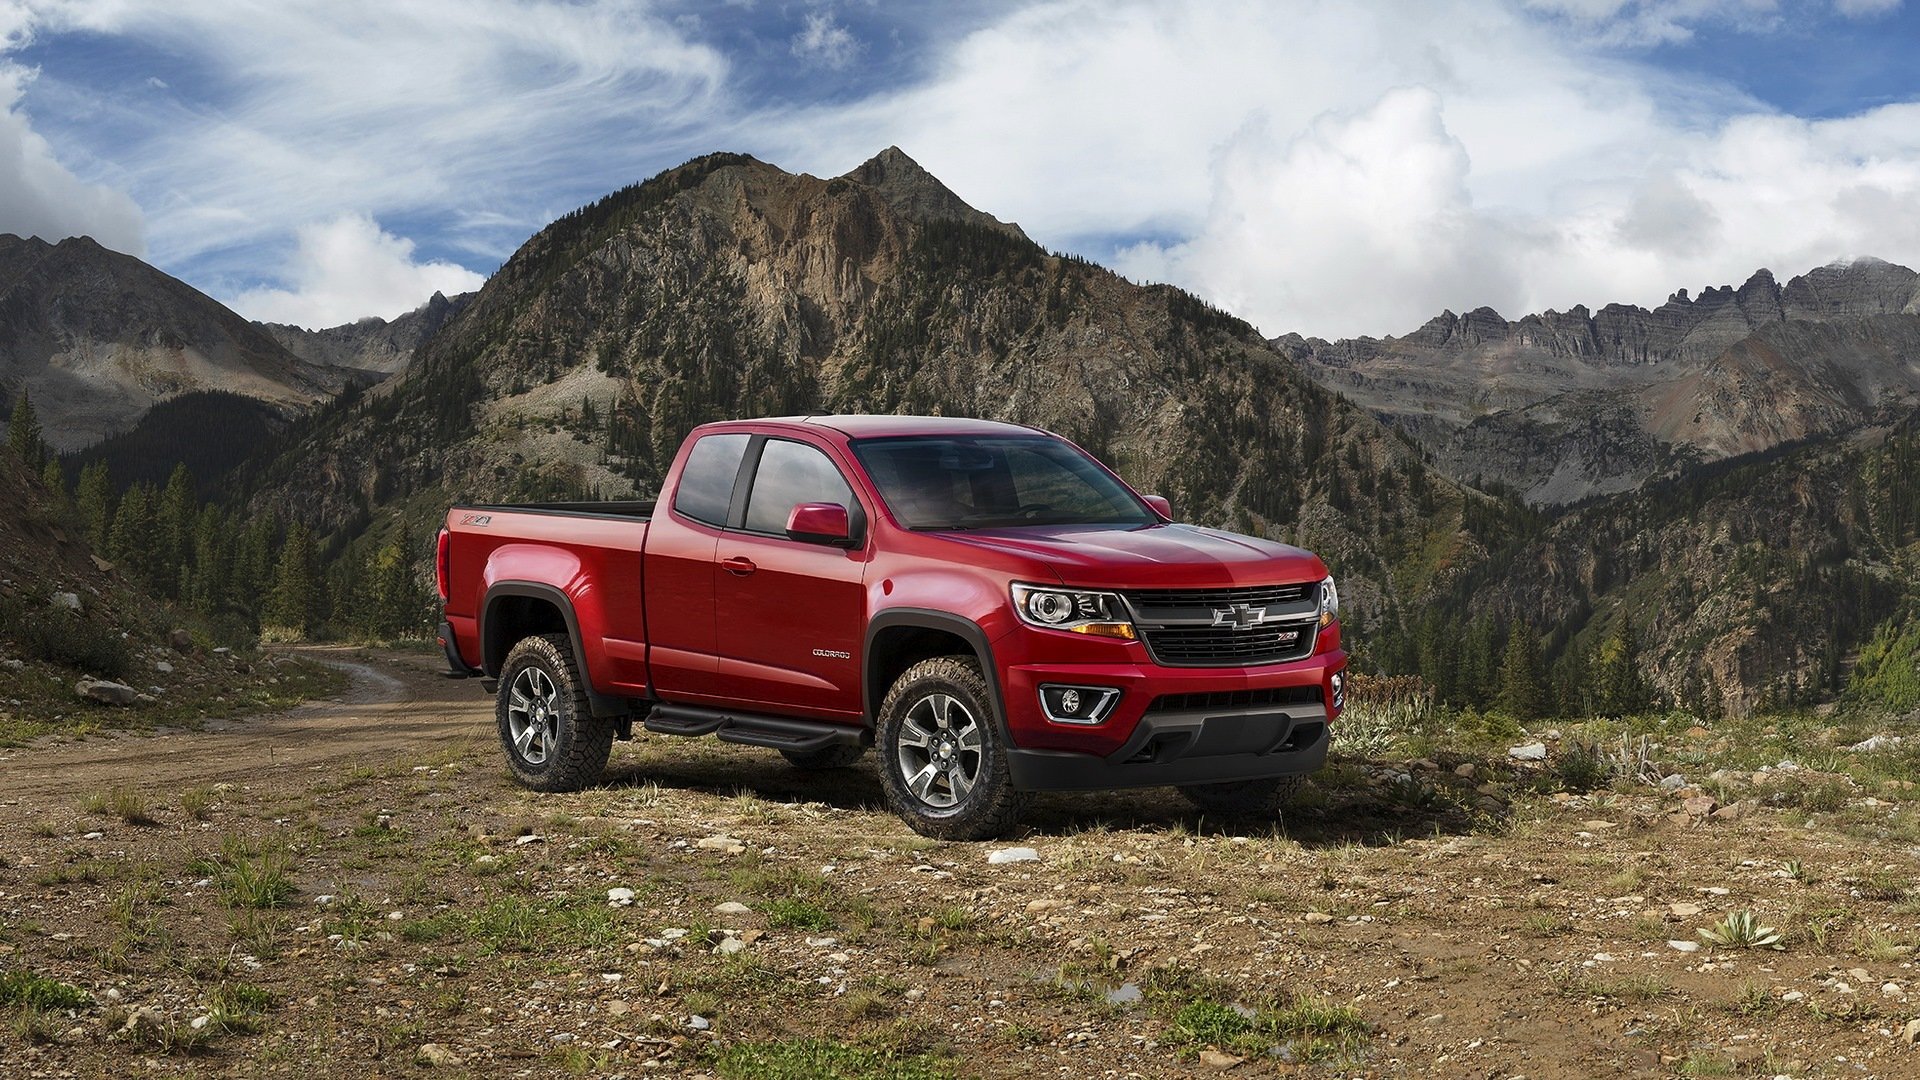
[991,629,1346,792]
[1007,701,1330,791]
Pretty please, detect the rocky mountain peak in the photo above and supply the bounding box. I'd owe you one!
[837,146,1027,239]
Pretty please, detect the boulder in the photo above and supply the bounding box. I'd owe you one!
[77,677,139,706]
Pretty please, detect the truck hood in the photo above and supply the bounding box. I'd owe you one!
[937,523,1327,589]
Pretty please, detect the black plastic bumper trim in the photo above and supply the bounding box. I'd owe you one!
[1005,704,1330,792]
[438,620,478,679]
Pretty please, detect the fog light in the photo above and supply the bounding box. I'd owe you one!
[1039,684,1120,725]
[1330,672,1345,711]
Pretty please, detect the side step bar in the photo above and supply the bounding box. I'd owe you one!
[643,703,868,754]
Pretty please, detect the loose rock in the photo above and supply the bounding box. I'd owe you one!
[417,1043,463,1067]
[76,677,138,706]
[1508,743,1547,762]
[987,846,1040,864]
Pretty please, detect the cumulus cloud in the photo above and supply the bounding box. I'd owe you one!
[1832,0,1900,15]
[757,0,1920,339]
[229,214,484,328]
[792,11,860,68]
[0,61,144,254]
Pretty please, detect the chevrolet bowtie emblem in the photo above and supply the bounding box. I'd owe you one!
[1212,603,1271,630]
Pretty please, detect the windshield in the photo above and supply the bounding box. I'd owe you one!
[851,435,1156,530]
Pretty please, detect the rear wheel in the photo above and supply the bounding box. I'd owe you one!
[1177,775,1305,818]
[780,743,869,770]
[877,656,1023,841]
[496,633,614,792]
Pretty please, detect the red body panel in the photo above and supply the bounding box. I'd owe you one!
[443,416,1347,770]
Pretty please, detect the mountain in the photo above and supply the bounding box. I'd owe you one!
[264,289,475,376]
[238,148,1508,631]
[0,234,361,451]
[1280,259,1920,504]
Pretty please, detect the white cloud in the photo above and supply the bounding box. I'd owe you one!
[755,0,1920,339]
[0,58,144,254]
[1833,0,1900,15]
[230,213,484,328]
[11,0,728,292]
[792,11,860,69]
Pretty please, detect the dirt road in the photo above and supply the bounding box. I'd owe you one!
[0,648,487,800]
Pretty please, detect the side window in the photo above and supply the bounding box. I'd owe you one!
[671,433,750,527]
[744,439,855,535]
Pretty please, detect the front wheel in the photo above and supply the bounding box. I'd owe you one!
[496,633,615,792]
[876,656,1023,841]
[1177,775,1305,818]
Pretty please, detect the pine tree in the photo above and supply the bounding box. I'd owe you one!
[75,461,114,549]
[1590,624,1649,717]
[154,464,196,599]
[7,391,44,466]
[109,483,156,583]
[366,525,423,639]
[40,458,67,505]
[266,522,316,636]
[190,504,229,611]
[1497,623,1546,720]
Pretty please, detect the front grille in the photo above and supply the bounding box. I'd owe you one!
[1125,583,1313,609]
[1125,583,1322,668]
[1146,685,1322,713]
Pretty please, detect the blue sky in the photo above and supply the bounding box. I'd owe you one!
[2,0,1918,337]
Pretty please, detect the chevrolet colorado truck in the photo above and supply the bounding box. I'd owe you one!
[437,415,1346,839]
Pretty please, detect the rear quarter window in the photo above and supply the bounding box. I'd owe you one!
[671,433,750,526]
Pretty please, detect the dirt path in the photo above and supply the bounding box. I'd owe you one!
[0,648,488,800]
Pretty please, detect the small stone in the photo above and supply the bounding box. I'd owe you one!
[168,629,193,651]
[1669,902,1703,917]
[1026,899,1066,913]
[1882,982,1905,999]
[1667,940,1700,953]
[50,591,81,611]
[688,1015,711,1031]
[514,834,545,846]
[1198,1049,1244,1069]
[1302,911,1336,924]
[607,887,636,907]
[417,1043,462,1066]
[607,1000,630,1017]
[1781,990,1805,1002]
[1681,795,1717,817]
[987,846,1040,864]
[154,661,173,675]
[714,936,748,955]
[1659,774,1687,791]
[551,1033,574,1044]
[1452,763,1476,778]
[713,901,752,916]
[91,555,115,573]
[387,911,404,921]
[189,1015,210,1030]
[1508,743,1547,762]
[804,936,838,948]
[1893,1017,1920,1044]
[904,987,926,1002]
[696,835,746,854]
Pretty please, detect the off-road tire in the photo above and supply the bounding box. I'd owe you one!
[496,633,615,792]
[877,656,1023,841]
[780,743,870,770]
[1177,775,1306,817]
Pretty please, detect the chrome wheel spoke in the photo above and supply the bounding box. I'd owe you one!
[906,762,941,802]
[896,690,984,810]
[955,725,983,753]
[899,716,935,750]
[509,688,532,714]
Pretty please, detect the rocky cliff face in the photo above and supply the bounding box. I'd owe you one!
[1284,260,1920,503]
[264,290,475,375]
[0,234,353,450]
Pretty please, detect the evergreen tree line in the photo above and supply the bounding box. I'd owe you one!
[5,394,431,644]
[1364,607,1653,721]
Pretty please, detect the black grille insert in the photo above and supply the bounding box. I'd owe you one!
[1126,583,1314,609]
[1146,686,1323,713]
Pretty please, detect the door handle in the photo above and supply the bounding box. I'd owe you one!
[721,556,757,576]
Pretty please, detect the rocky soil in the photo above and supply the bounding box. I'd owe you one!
[2,649,1916,1078]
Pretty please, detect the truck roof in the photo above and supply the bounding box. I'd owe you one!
[716,415,1049,439]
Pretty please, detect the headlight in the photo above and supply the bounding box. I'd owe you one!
[1319,576,1339,627]
[1011,584,1137,640]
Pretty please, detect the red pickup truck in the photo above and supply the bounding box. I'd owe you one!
[437,416,1345,839]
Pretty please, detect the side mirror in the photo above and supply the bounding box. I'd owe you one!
[786,502,854,546]
[1142,495,1173,520]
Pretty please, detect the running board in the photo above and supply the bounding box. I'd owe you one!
[643,704,868,754]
